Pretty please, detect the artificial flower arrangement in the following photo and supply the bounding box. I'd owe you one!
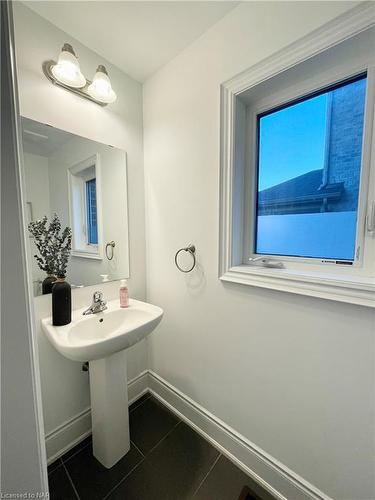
[28,214,72,294]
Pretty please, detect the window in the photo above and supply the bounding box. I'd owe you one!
[86,178,98,245]
[68,154,102,259]
[255,75,366,262]
[219,21,375,307]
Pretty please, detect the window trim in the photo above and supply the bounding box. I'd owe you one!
[219,4,375,307]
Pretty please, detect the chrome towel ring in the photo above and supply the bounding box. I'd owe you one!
[175,244,196,273]
[105,241,115,260]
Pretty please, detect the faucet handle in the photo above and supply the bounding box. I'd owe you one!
[93,291,104,303]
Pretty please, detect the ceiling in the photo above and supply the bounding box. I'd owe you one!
[24,1,239,82]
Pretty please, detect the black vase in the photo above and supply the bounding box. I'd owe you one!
[52,278,72,326]
[42,275,56,295]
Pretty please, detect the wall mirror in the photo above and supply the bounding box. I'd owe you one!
[21,117,130,295]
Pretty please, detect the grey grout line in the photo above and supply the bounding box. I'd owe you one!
[191,452,222,498]
[129,392,151,414]
[60,393,150,467]
[59,394,150,468]
[130,439,145,457]
[62,439,91,465]
[59,396,190,500]
[103,420,182,500]
[62,461,81,500]
[144,420,182,456]
[48,458,63,474]
[102,458,145,500]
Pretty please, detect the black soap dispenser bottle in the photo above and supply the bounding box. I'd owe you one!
[52,276,72,326]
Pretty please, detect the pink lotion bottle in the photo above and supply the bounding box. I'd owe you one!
[119,279,129,308]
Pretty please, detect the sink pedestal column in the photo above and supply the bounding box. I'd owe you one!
[89,350,130,468]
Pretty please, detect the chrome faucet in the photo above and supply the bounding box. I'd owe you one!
[83,291,107,315]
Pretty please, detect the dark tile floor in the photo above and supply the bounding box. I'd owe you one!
[47,393,275,500]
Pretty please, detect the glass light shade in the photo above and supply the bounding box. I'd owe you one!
[51,44,86,88]
[87,66,117,104]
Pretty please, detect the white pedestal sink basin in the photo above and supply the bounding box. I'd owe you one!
[42,298,163,468]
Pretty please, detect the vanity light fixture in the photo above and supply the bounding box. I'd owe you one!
[88,65,117,104]
[50,43,86,88]
[43,43,117,106]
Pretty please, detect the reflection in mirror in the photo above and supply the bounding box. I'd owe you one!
[21,117,130,296]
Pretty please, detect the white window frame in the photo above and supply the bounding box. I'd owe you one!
[67,154,103,260]
[219,4,375,307]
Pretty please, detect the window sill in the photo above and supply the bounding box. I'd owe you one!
[71,250,102,260]
[220,265,375,307]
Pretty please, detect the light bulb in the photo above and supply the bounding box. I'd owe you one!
[51,44,86,88]
[87,65,117,104]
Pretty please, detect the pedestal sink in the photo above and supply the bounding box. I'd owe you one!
[42,298,163,468]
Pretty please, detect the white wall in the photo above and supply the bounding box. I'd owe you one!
[23,152,51,292]
[143,2,374,499]
[23,153,50,221]
[13,2,147,459]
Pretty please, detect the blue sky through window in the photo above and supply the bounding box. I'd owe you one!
[86,178,98,245]
[258,94,327,191]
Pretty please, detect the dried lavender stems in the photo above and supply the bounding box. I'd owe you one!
[28,214,72,278]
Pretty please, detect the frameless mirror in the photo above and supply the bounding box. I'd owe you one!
[21,117,130,296]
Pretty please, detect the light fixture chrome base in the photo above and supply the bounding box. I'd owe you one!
[43,60,108,107]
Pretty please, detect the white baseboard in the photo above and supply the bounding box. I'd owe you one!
[45,370,149,464]
[45,407,92,464]
[148,370,332,500]
[128,369,149,405]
